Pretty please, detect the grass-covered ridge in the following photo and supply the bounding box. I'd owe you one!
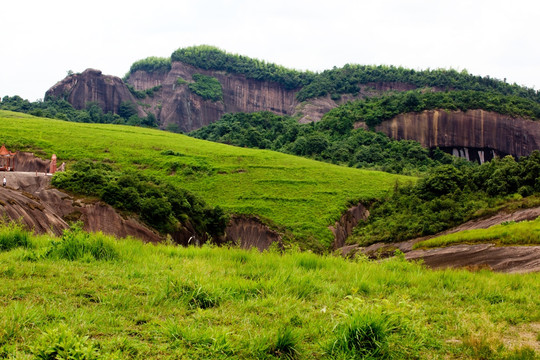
[1,224,538,358]
[414,217,540,249]
[0,110,410,248]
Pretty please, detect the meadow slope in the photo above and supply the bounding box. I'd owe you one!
[0,227,538,359]
[0,110,412,247]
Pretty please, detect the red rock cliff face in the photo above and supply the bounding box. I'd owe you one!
[375,110,540,160]
[126,62,299,132]
[46,69,142,116]
[45,65,424,132]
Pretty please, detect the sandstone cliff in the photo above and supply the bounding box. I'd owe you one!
[374,110,540,162]
[46,69,143,116]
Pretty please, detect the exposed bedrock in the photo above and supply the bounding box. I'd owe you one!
[46,69,143,116]
[330,203,369,249]
[224,215,282,251]
[375,109,540,159]
[0,171,160,242]
[46,64,425,132]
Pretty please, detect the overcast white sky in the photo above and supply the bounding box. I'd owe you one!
[1,0,539,101]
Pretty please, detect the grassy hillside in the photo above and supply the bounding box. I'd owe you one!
[0,110,411,247]
[1,225,538,359]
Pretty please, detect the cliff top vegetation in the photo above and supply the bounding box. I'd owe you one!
[126,45,540,103]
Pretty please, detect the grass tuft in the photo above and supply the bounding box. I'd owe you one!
[329,312,390,359]
[267,326,300,359]
[32,326,101,360]
[0,222,31,251]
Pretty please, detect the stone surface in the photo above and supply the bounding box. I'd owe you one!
[0,171,160,242]
[46,69,143,116]
[329,203,369,249]
[375,109,540,159]
[224,215,282,251]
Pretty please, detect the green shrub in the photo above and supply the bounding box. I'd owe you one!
[188,73,223,102]
[0,222,31,251]
[329,312,390,359]
[32,327,101,360]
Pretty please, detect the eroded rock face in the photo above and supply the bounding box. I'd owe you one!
[0,171,160,242]
[126,62,299,132]
[330,203,369,249]
[375,109,540,159]
[46,69,142,116]
[225,215,281,251]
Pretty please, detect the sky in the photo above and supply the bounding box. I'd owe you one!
[1,0,539,101]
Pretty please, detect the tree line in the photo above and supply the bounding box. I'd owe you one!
[0,96,158,127]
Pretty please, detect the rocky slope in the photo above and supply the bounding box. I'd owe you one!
[340,206,540,273]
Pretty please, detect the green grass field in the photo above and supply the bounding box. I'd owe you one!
[0,110,412,247]
[0,225,538,359]
[414,218,540,249]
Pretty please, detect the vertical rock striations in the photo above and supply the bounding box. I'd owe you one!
[375,110,540,161]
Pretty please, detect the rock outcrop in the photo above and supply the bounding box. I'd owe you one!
[329,203,369,249]
[46,69,142,116]
[224,215,282,251]
[0,171,160,242]
[375,109,540,161]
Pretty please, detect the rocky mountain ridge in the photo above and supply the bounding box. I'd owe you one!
[45,61,540,159]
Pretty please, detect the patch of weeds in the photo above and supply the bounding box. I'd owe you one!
[266,326,300,359]
[296,252,325,271]
[31,326,101,359]
[328,312,391,359]
[0,222,31,251]
[46,223,119,261]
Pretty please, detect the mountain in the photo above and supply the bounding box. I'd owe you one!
[45,45,540,160]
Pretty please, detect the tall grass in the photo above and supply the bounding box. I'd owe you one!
[0,222,31,251]
[0,225,538,358]
[46,225,119,261]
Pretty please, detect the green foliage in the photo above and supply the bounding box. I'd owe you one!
[188,73,223,102]
[296,64,540,103]
[0,227,539,358]
[172,45,314,90]
[0,222,31,251]
[353,152,540,244]
[1,110,408,249]
[32,327,101,360]
[190,111,454,175]
[125,56,171,79]
[46,224,119,261]
[52,159,228,237]
[267,326,300,359]
[329,312,390,359]
[0,96,157,128]
[126,84,162,99]
[169,45,539,102]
